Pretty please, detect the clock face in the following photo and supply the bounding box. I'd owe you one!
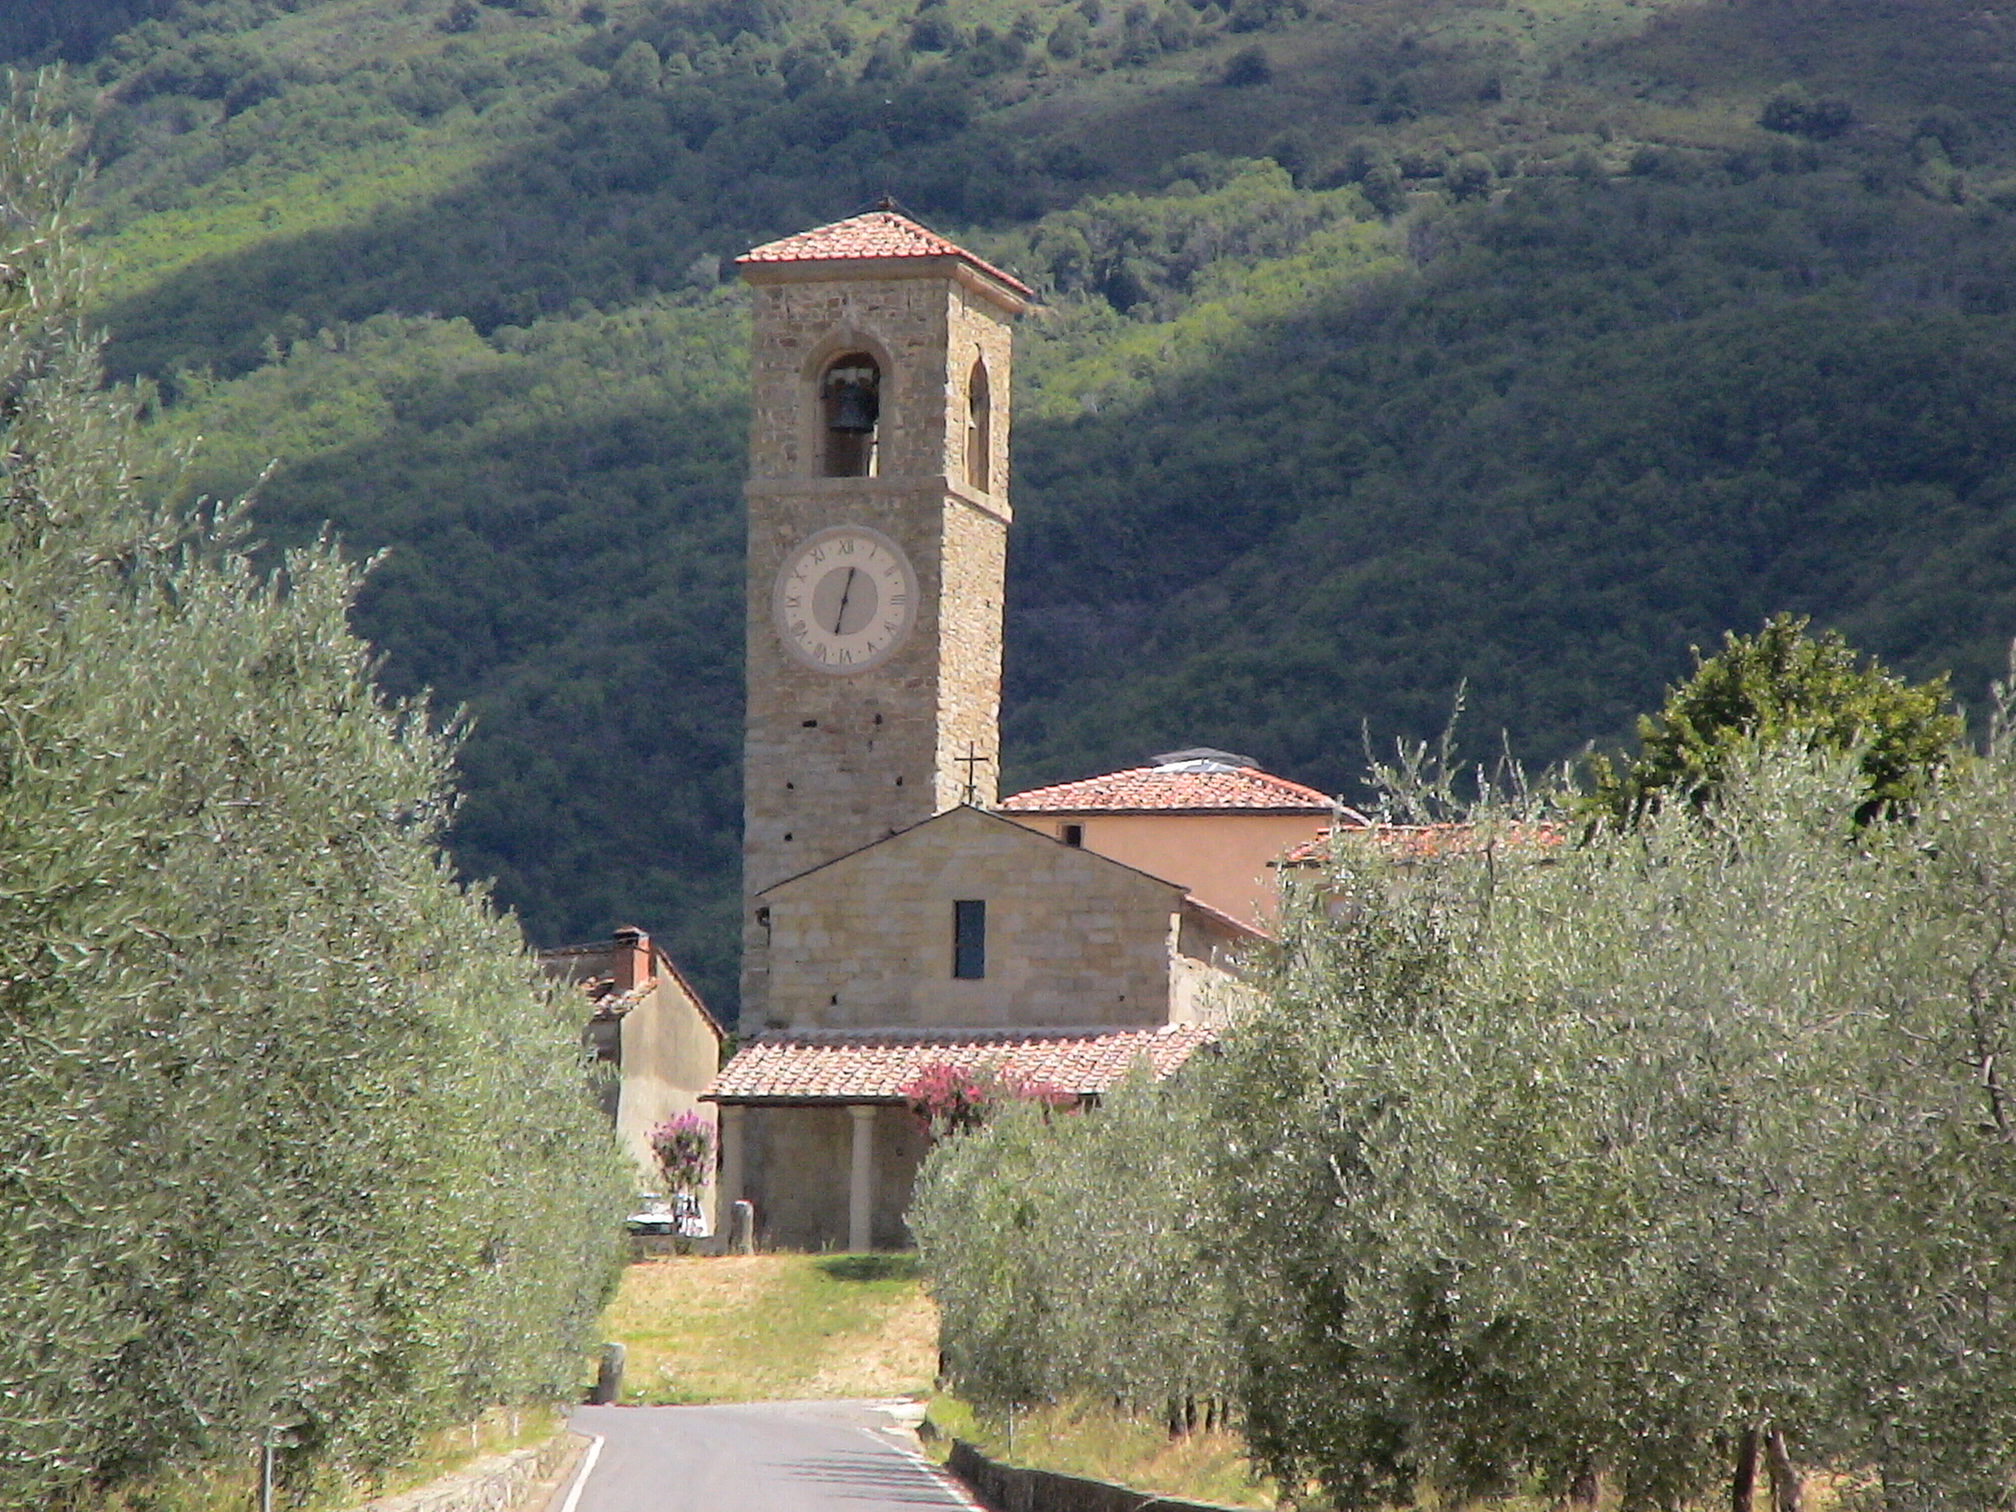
[773,526,918,674]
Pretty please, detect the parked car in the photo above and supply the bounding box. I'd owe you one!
[625,1191,710,1238]
[625,1192,677,1235]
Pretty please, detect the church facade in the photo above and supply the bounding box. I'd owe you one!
[703,210,1308,1251]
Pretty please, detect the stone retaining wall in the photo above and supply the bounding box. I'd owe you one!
[946,1439,1250,1512]
[351,1429,586,1512]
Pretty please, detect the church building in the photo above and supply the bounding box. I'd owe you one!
[702,209,1332,1251]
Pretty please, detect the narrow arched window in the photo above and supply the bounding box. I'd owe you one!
[821,354,880,477]
[965,357,991,491]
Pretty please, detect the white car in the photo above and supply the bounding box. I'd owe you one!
[625,1193,677,1236]
[625,1192,709,1238]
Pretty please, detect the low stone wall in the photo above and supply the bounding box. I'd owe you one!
[351,1430,587,1512]
[946,1439,1250,1512]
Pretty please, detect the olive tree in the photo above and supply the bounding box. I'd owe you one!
[911,1069,1235,1420]
[1222,713,2016,1511]
[0,79,629,1505]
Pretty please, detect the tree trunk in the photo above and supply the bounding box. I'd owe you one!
[1566,1463,1600,1508]
[1765,1428,1803,1512]
[1732,1427,1759,1512]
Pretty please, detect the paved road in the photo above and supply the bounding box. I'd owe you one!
[562,1401,979,1512]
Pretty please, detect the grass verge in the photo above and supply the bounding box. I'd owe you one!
[924,1396,1277,1510]
[84,1406,563,1512]
[922,1398,1872,1512]
[600,1253,938,1404]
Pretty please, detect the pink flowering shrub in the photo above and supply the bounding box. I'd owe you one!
[648,1111,715,1195]
[901,1061,1076,1137]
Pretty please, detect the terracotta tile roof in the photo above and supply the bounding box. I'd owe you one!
[1183,894,1272,942]
[537,934,726,1038]
[737,210,1035,298]
[1000,761,1343,815]
[704,1024,1216,1104]
[1278,822,1567,866]
[575,976,653,1020]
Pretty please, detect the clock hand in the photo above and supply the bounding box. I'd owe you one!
[831,566,858,634]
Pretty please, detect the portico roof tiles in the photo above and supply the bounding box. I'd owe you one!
[704,1024,1215,1104]
[999,764,1340,814]
[737,210,1035,297]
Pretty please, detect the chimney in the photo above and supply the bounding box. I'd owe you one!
[612,926,651,992]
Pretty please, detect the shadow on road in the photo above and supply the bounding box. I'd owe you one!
[782,1451,963,1505]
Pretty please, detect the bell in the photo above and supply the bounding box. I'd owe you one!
[828,379,879,433]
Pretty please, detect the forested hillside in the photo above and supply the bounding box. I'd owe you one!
[20,0,2016,1014]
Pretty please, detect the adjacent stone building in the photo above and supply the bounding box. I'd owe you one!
[998,748,1353,933]
[718,802,1258,1250]
[541,927,724,1222]
[704,209,1312,1249]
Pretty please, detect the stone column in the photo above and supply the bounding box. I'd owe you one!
[848,1104,877,1253]
[719,1105,746,1220]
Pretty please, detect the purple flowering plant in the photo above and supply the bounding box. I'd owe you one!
[648,1111,715,1195]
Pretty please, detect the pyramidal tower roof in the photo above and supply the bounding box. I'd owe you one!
[737,207,1035,303]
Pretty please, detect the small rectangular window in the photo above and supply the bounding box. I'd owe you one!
[1060,823,1084,847]
[953,899,986,980]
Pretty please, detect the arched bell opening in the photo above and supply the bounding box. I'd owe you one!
[820,353,881,477]
[965,357,991,492]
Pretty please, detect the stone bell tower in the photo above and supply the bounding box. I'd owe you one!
[735,209,1032,1026]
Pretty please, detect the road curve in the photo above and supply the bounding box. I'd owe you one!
[563,1401,980,1512]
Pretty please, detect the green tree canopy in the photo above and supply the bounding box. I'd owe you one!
[917,693,2016,1509]
[911,1068,1234,1417]
[1586,613,1962,826]
[1213,707,2016,1510]
[0,79,628,1505]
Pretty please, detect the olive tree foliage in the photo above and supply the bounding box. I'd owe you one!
[0,79,630,1506]
[1220,714,2016,1512]
[910,1069,1236,1417]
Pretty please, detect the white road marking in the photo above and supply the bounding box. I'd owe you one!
[851,1424,985,1511]
[556,1432,605,1512]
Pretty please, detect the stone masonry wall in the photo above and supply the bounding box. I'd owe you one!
[743,1103,931,1250]
[762,807,1183,1031]
[947,1439,1244,1512]
[349,1431,582,1512]
[738,261,1017,1026]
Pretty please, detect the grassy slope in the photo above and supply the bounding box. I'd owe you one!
[602,1254,938,1402]
[46,0,2016,1013]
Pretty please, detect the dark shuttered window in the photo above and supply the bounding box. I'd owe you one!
[953,899,987,979]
